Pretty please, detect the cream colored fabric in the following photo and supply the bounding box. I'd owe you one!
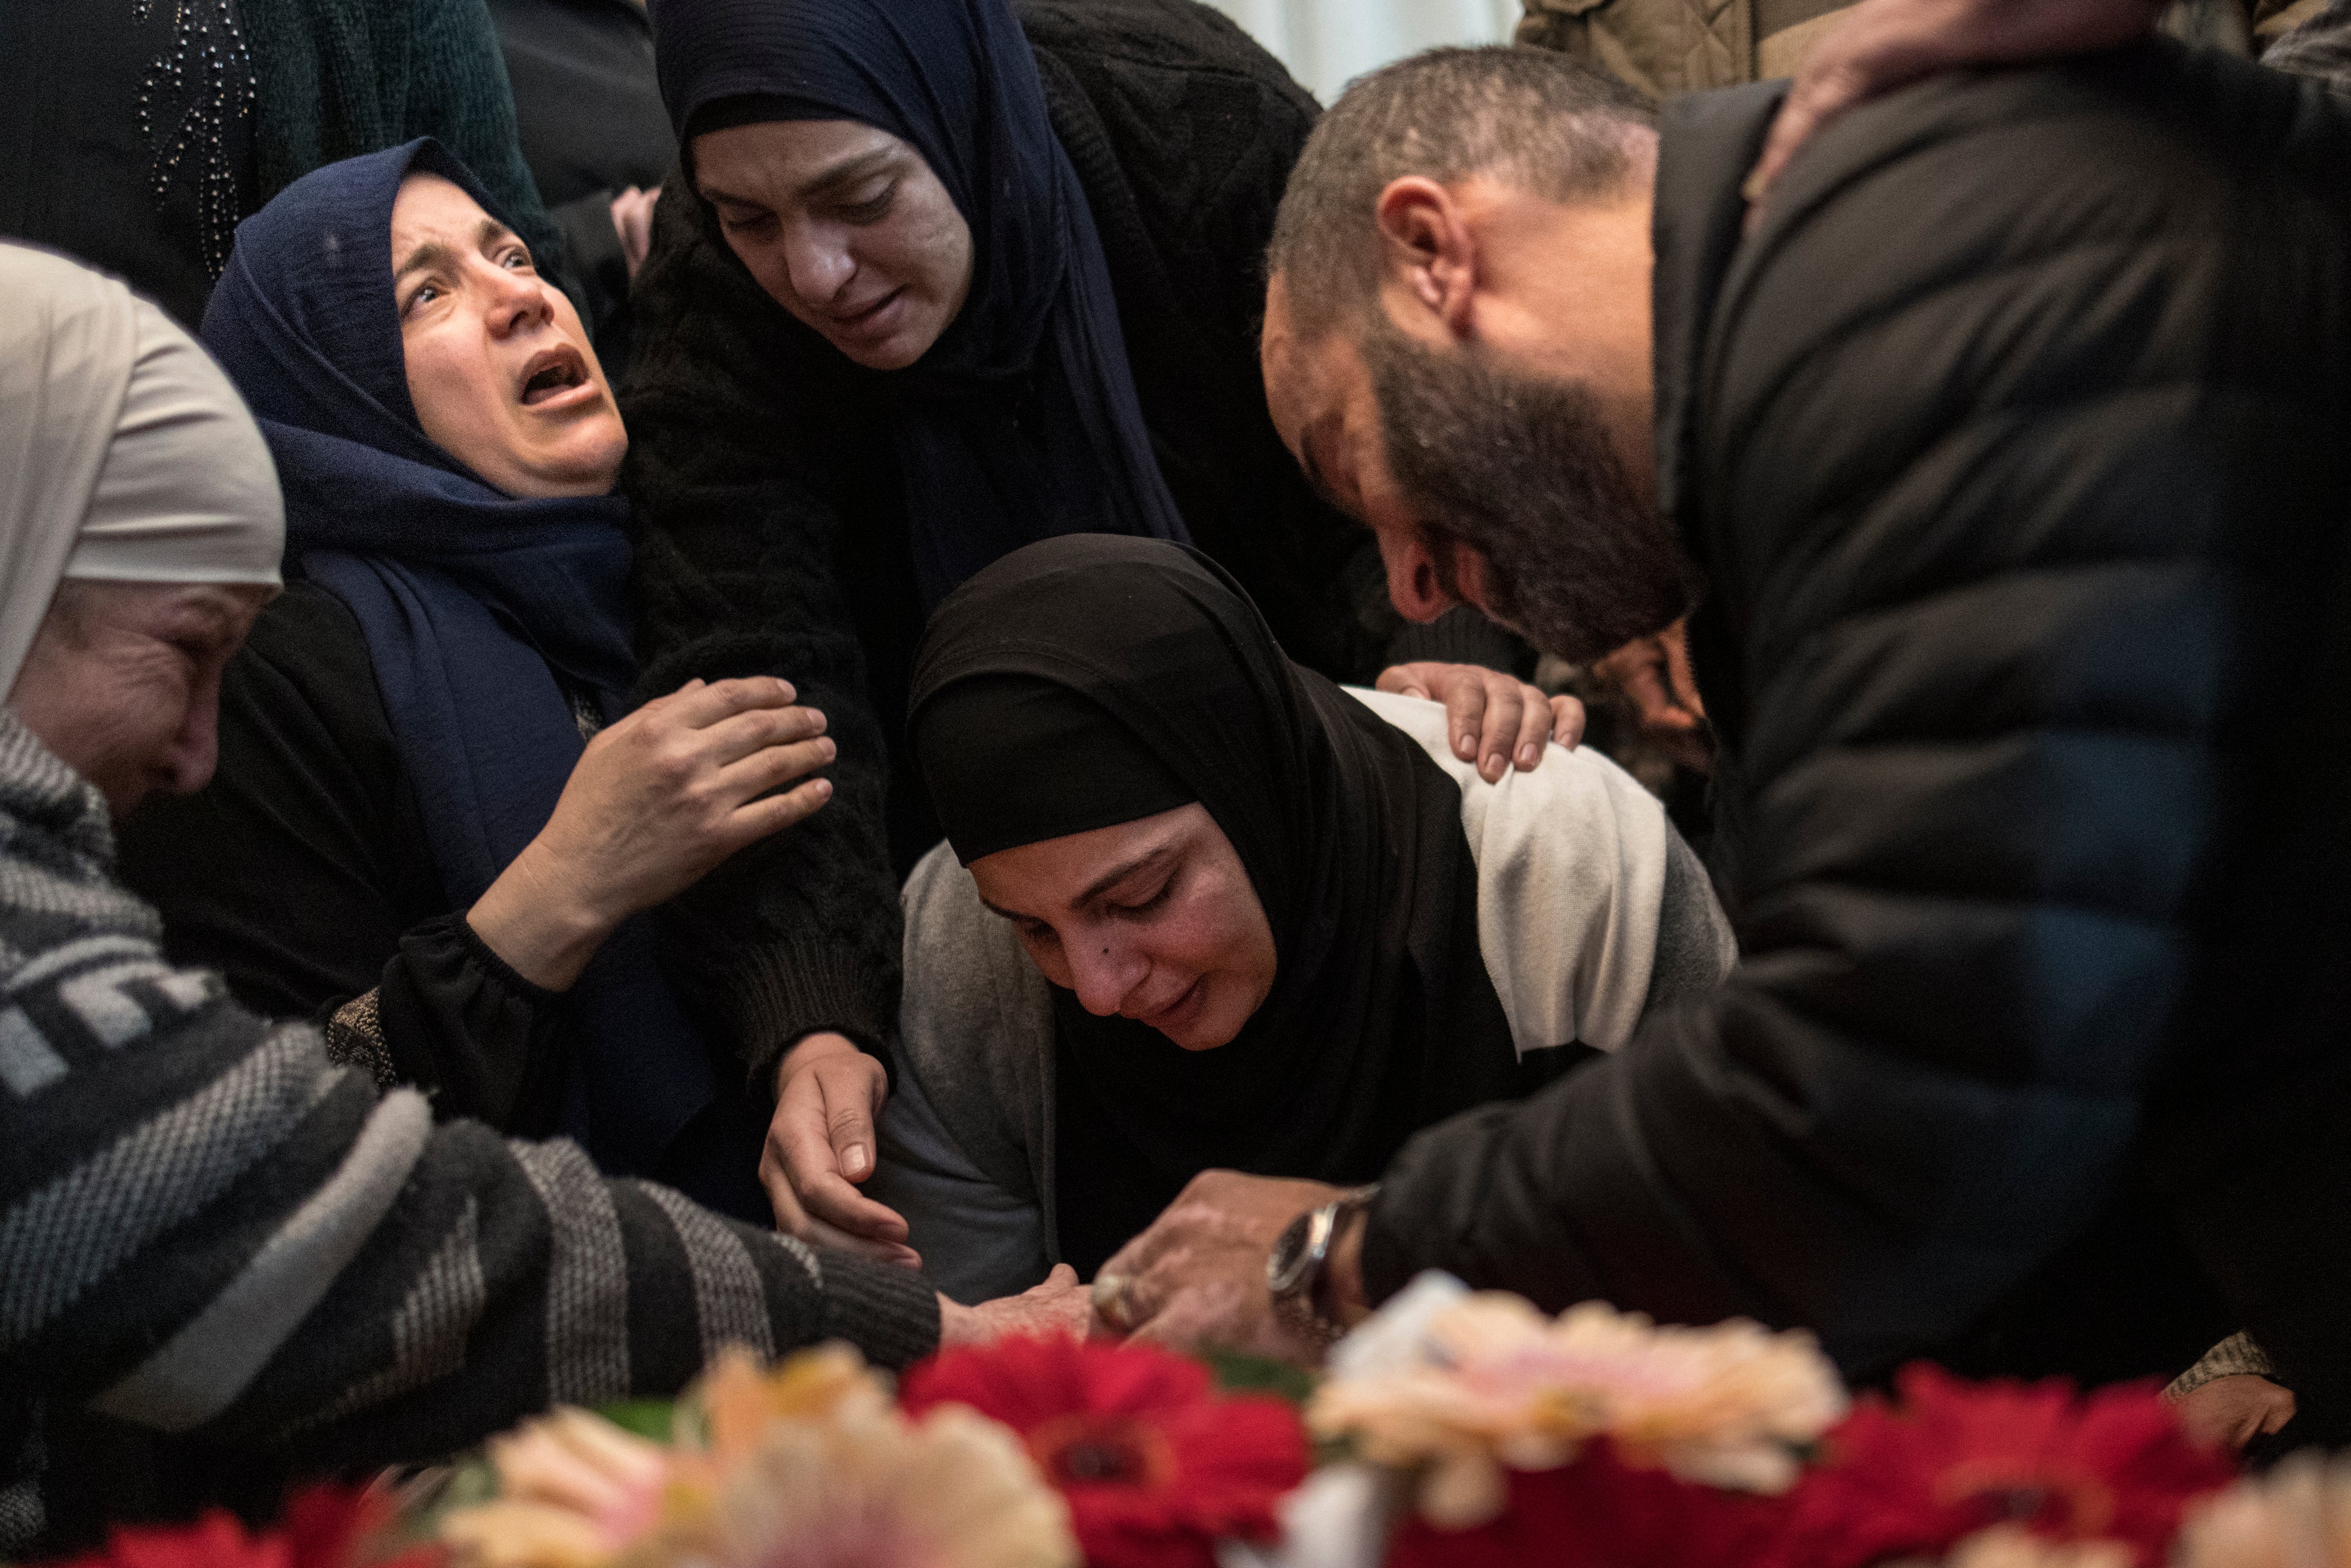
[1347,686,1671,1055]
[0,243,282,695]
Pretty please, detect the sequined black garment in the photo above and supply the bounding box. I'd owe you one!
[133,0,256,279]
[0,1,257,327]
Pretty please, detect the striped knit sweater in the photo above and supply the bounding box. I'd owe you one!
[0,712,938,1554]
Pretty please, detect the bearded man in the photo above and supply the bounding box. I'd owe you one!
[1091,37,2351,1445]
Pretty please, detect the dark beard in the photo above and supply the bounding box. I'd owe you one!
[1361,316,1694,663]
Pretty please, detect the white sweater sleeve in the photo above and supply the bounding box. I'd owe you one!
[1346,686,1673,1056]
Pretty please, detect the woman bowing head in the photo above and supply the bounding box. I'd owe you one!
[626,0,1575,1256]
[845,536,1735,1301]
[647,0,1191,601]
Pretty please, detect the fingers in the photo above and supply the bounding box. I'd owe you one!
[611,187,659,279]
[795,1163,908,1241]
[820,1057,880,1184]
[1467,677,1526,783]
[1439,676,1491,772]
[772,1068,906,1242]
[715,735,837,804]
[1126,1279,1245,1356]
[703,701,828,767]
[1550,694,1587,750]
[1508,683,1553,772]
[758,1145,919,1266]
[659,674,799,729]
[1373,663,1432,701]
[723,776,834,844]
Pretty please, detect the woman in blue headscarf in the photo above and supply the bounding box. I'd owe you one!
[619,0,1579,1269]
[115,139,840,1225]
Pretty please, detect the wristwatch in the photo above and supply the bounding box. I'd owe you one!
[1267,1185,1380,1348]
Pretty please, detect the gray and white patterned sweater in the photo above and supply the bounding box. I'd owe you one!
[0,712,937,1554]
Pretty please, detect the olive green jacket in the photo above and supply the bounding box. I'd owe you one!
[1514,0,1855,99]
[1515,0,2295,102]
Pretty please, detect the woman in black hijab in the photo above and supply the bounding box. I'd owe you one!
[616,0,1566,1261]
[863,536,1733,1299]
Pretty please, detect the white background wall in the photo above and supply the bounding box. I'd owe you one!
[1198,0,1520,103]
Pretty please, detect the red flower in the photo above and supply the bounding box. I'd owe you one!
[1387,1440,1788,1568]
[900,1335,1309,1568]
[43,1487,443,1568]
[1770,1365,2237,1568]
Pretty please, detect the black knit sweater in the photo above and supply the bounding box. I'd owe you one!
[621,0,1523,1086]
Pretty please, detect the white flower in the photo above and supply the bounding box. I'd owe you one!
[1941,1526,2132,1568]
[441,1408,680,1568]
[2172,1453,2351,1568]
[1310,1290,1846,1527]
[709,1396,1077,1568]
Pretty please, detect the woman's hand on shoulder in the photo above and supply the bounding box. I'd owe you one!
[1376,661,1585,783]
[1745,0,2167,214]
[761,1031,919,1266]
[470,677,835,990]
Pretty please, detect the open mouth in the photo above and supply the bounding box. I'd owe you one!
[516,345,591,407]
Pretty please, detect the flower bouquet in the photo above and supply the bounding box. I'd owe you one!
[29,1277,2335,1568]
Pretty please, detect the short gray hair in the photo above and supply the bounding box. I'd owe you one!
[1268,46,1656,339]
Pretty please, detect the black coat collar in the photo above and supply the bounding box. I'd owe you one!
[1648,79,1786,767]
[1649,80,1787,556]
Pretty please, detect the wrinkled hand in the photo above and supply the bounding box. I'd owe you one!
[1377,661,1585,783]
[761,1031,915,1266]
[938,1265,1092,1346]
[535,677,831,923]
[1746,0,2167,215]
[1590,619,1712,775]
[470,677,832,990]
[2173,1374,2297,1451]
[610,186,661,280]
[1092,1171,1346,1364]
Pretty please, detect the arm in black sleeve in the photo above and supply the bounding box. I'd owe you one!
[1027,0,1526,683]
[112,586,568,1130]
[619,185,906,1088]
[0,706,940,1549]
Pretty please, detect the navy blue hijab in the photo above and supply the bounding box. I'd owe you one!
[200,140,767,1221]
[650,0,1189,606]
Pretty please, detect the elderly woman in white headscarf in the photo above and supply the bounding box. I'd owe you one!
[1,247,284,807]
[0,242,1071,1557]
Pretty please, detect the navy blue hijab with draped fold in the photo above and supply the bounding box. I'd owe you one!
[650,0,1189,607]
[200,139,767,1221]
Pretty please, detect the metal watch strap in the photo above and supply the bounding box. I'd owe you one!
[1268,1184,1380,1347]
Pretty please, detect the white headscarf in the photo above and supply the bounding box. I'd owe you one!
[0,243,284,696]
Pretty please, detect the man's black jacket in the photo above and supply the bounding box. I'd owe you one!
[1369,41,2351,1436]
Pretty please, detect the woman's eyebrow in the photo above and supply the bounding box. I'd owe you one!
[1071,842,1176,911]
[394,240,452,280]
[795,148,896,202]
[972,840,1181,925]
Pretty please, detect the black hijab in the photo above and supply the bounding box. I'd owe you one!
[908,537,1579,1275]
[648,0,1189,609]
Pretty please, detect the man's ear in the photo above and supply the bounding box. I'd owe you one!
[1374,176,1476,340]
